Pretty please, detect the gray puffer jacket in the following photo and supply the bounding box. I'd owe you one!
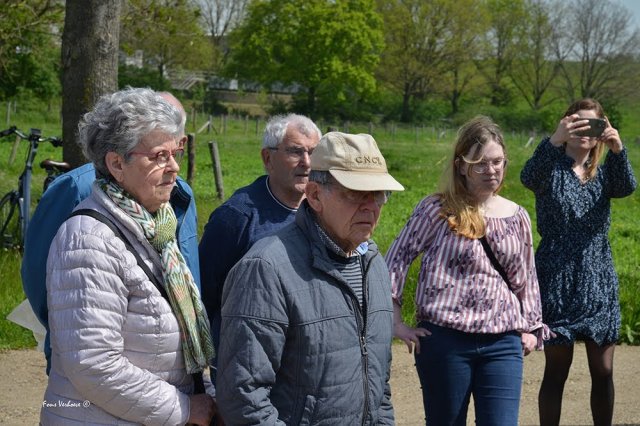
[41,184,192,425]
[217,202,394,425]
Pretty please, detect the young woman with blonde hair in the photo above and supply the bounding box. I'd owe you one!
[387,116,549,425]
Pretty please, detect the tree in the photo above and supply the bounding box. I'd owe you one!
[476,0,527,106]
[557,0,640,102]
[120,0,213,85]
[509,0,564,110]
[377,0,465,122]
[439,0,487,115]
[224,0,384,118]
[61,0,121,167]
[0,0,64,100]
[194,0,248,69]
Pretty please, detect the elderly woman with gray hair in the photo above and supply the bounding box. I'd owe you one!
[40,87,216,425]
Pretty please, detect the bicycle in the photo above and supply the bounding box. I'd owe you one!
[0,126,69,250]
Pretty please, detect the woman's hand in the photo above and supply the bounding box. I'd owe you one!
[521,332,537,356]
[187,394,215,426]
[600,117,624,154]
[394,321,431,354]
[392,302,430,354]
[549,114,588,146]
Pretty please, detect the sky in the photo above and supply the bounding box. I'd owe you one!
[618,0,640,30]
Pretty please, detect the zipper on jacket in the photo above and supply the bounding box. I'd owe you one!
[318,243,379,425]
[360,253,376,426]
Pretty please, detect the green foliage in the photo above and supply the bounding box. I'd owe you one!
[225,0,384,118]
[118,64,170,90]
[376,0,488,121]
[0,250,36,349]
[202,90,229,116]
[120,0,214,74]
[0,1,64,100]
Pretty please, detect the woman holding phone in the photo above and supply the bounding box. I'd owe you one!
[521,98,637,426]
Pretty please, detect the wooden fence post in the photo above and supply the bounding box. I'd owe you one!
[9,134,20,165]
[208,141,224,200]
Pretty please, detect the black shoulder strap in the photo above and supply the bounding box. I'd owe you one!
[69,209,170,302]
[479,236,511,286]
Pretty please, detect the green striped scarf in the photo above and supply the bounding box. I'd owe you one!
[99,179,214,374]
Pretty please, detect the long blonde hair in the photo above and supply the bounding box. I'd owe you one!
[563,98,606,181]
[439,116,507,239]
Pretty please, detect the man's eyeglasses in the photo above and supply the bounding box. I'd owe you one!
[462,157,507,174]
[269,146,314,161]
[128,146,185,168]
[327,182,390,206]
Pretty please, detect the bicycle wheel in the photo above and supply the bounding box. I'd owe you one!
[0,191,22,249]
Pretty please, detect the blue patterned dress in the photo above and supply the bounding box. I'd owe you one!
[520,138,637,345]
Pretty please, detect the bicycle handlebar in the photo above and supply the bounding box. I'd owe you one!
[48,137,63,147]
[0,126,16,138]
[0,126,63,147]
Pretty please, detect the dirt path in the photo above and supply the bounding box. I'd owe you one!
[1,343,639,425]
[391,342,640,425]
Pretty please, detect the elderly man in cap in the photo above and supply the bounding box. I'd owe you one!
[217,132,402,425]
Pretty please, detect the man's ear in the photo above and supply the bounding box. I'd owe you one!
[261,148,272,171]
[105,152,125,183]
[305,181,323,213]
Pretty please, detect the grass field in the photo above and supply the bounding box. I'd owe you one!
[1,105,639,348]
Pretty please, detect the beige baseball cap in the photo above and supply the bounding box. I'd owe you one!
[310,132,404,192]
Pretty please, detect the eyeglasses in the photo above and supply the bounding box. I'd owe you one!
[128,146,185,168]
[463,157,507,174]
[269,146,314,161]
[327,182,390,206]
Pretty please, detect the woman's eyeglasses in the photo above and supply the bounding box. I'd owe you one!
[129,147,185,168]
[461,157,507,174]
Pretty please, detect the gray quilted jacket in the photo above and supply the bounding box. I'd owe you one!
[217,202,395,425]
[41,185,192,425]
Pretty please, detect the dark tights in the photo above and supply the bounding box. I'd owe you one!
[538,341,615,426]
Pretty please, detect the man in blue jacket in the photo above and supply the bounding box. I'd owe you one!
[199,114,321,362]
[21,92,200,374]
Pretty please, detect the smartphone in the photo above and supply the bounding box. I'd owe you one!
[574,118,606,137]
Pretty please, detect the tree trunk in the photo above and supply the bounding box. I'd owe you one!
[307,86,316,118]
[401,82,411,123]
[61,0,121,168]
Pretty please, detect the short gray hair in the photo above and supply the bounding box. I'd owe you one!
[309,170,332,185]
[78,87,183,179]
[262,113,321,149]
